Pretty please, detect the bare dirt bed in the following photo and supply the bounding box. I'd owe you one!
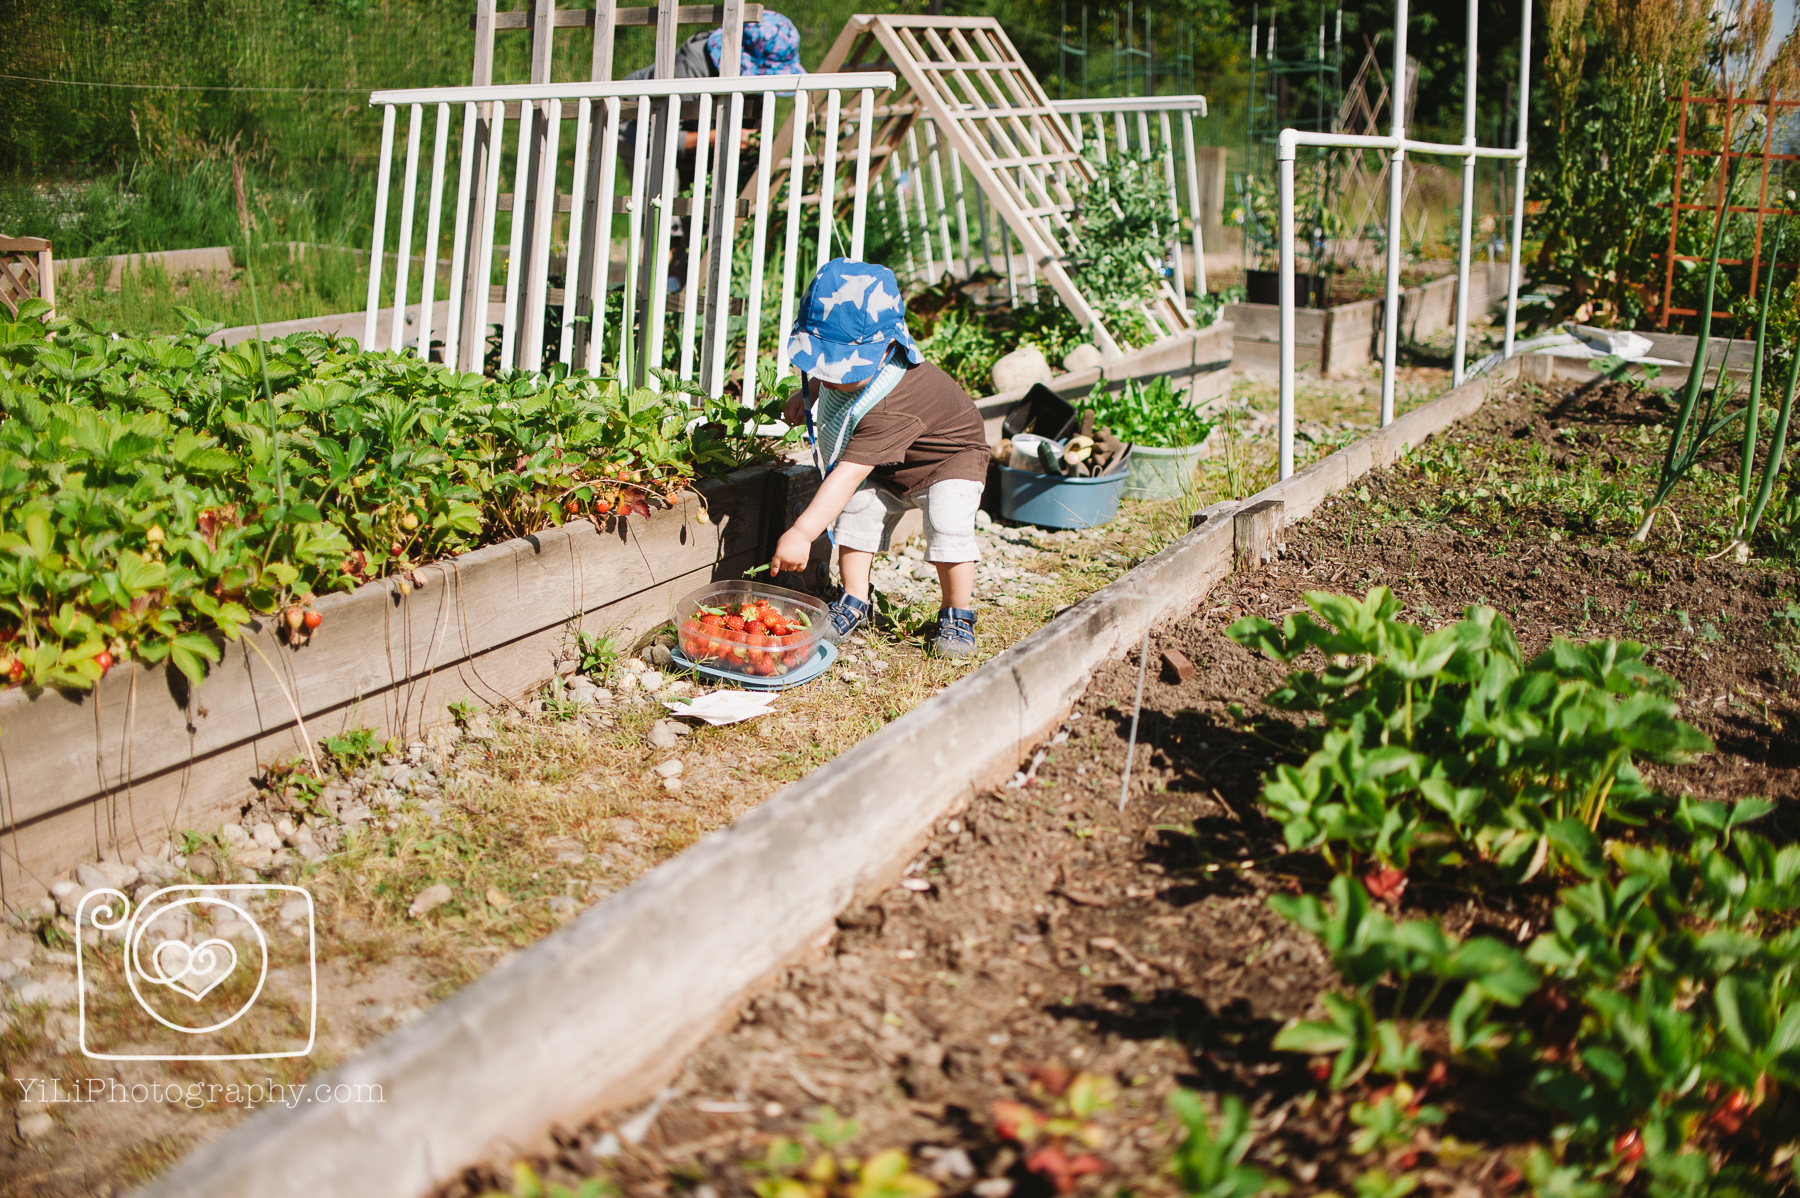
[451,379,1800,1198]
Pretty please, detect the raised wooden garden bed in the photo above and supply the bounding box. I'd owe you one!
[1229,261,1513,377]
[0,464,809,905]
[132,359,1521,1198]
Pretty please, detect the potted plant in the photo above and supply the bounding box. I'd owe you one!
[1079,374,1214,501]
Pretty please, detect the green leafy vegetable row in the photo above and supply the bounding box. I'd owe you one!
[0,300,795,691]
[1227,590,1798,1195]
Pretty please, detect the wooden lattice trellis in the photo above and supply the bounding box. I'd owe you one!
[1657,82,1800,328]
[0,236,54,319]
[763,15,1196,360]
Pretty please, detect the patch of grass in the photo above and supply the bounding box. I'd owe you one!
[52,242,370,334]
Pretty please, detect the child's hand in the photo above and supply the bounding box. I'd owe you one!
[783,390,809,428]
[771,528,814,574]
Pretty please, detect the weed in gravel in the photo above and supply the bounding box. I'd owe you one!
[320,726,389,772]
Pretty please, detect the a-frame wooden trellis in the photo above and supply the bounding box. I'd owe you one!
[0,236,54,319]
[460,0,761,374]
[761,15,1195,360]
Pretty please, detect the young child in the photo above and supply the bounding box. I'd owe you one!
[769,258,989,658]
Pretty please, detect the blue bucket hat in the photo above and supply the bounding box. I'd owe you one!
[708,11,804,76]
[786,258,922,386]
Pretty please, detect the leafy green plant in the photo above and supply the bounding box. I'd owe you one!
[1230,592,1800,1190]
[1167,1091,1282,1198]
[0,302,789,696]
[1271,874,1537,1086]
[1080,374,1213,449]
[1525,796,1800,1175]
[573,631,620,678]
[1070,153,1171,350]
[1227,588,1711,879]
[320,726,387,772]
[1347,1084,1444,1156]
[912,300,1001,395]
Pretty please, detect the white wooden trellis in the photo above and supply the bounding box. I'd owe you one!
[365,72,893,407]
[447,0,767,374]
[766,14,1203,362]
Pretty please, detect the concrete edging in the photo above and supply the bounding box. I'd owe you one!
[130,356,1522,1198]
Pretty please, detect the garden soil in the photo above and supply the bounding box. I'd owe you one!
[455,379,1800,1198]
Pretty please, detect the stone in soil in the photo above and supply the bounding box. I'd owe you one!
[646,719,688,749]
[408,884,453,920]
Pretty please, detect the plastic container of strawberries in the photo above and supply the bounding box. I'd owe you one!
[671,580,832,684]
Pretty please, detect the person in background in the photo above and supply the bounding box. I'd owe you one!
[771,259,989,660]
[623,10,803,84]
[624,11,803,291]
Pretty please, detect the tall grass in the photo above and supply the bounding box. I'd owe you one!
[53,244,370,335]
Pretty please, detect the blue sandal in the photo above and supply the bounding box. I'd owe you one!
[928,607,978,659]
[824,591,871,643]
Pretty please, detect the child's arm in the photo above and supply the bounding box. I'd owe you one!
[770,461,874,572]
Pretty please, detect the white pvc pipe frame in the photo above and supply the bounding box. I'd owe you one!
[1275,0,1532,480]
[362,72,895,404]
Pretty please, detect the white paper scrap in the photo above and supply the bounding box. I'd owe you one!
[663,691,777,726]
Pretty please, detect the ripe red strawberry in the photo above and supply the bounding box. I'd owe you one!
[744,620,767,636]
[725,614,746,633]
[700,612,724,628]
[739,603,759,619]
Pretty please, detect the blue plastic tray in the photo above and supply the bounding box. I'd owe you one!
[670,640,839,691]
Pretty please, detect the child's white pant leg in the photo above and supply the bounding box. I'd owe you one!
[915,479,985,563]
[831,483,912,552]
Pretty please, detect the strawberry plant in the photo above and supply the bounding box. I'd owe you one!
[1167,1091,1280,1198]
[1228,588,1710,880]
[990,1067,1117,1195]
[1524,797,1800,1185]
[1270,874,1537,1087]
[0,300,794,694]
[747,1107,939,1198]
[1231,591,1800,1193]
